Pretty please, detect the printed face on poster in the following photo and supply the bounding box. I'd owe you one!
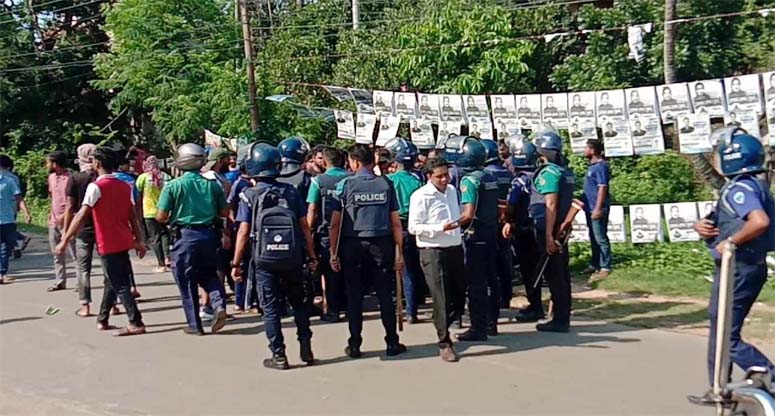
[394,92,418,120]
[410,117,436,149]
[568,210,590,243]
[763,72,775,146]
[628,114,664,155]
[334,110,355,140]
[515,94,542,130]
[355,113,377,144]
[569,116,597,153]
[463,95,490,120]
[349,88,374,114]
[625,86,658,117]
[439,94,464,122]
[725,107,761,140]
[663,202,700,242]
[541,93,569,129]
[676,112,712,154]
[496,118,521,140]
[630,204,662,243]
[596,90,626,118]
[688,80,725,118]
[373,90,394,117]
[599,115,633,157]
[724,74,762,114]
[467,116,494,141]
[568,92,596,119]
[657,83,691,123]
[607,205,627,243]
[437,120,461,141]
[376,116,400,146]
[417,93,441,123]
[491,95,516,124]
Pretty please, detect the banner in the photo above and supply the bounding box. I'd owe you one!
[467,116,494,141]
[630,204,662,243]
[629,113,664,155]
[409,118,435,149]
[766,71,775,146]
[355,113,377,144]
[395,92,418,121]
[541,93,570,129]
[596,89,626,119]
[725,108,760,139]
[349,88,374,114]
[568,92,597,152]
[440,94,465,124]
[697,201,716,219]
[607,205,627,243]
[204,129,226,148]
[688,80,725,117]
[724,74,763,114]
[438,120,462,140]
[657,83,691,123]
[376,115,399,146]
[463,95,490,120]
[495,118,521,140]
[323,85,354,102]
[625,86,659,118]
[491,94,517,125]
[373,90,394,117]
[663,202,700,242]
[568,210,590,243]
[334,110,355,140]
[418,93,441,123]
[676,112,713,154]
[515,94,542,130]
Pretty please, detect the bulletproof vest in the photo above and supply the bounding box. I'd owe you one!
[410,169,425,184]
[341,174,392,238]
[529,163,575,232]
[511,171,533,228]
[715,175,775,260]
[315,172,347,235]
[462,170,499,233]
[277,169,312,202]
[484,163,514,200]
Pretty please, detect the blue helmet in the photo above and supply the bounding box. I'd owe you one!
[441,135,467,163]
[714,127,765,176]
[480,139,500,164]
[246,142,281,178]
[534,130,563,152]
[278,136,310,174]
[385,137,419,165]
[510,139,538,170]
[457,137,486,171]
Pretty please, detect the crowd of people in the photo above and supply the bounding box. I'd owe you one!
[0,127,772,391]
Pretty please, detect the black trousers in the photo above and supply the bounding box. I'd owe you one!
[419,246,467,344]
[514,227,542,313]
[144,218,170,267]
[463,231,499,332]
[97,251,144,326]
[534,228,571,324]
[317,235,346,313]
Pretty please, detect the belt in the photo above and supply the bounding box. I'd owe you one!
[176,223,216,230]
[419,245,461,251]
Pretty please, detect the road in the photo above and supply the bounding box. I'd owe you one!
[2,237,772,415]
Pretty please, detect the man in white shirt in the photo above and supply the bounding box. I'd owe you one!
[408,157,466,362]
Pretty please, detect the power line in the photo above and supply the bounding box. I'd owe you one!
[0,0,104,25]
[16,71,93,89]
[0,59,93,74]
[0,40,110,60]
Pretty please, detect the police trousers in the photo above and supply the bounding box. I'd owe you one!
[495,232,514,308]
[340,236,399,348]
[463,230,498,332]
[170,228,226,331]
[256,267,312,355]
[514,226,542,313]
[534,228,571,324]
[707,257,774,385]
[317,235,346,314]
[402,227,427,318]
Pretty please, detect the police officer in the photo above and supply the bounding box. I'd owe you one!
[529,130,575,333]
[231,143,318,370]
[502,137,544,322]
[385,137,426,324]
[455,137,500,341]
[481,139,515,308]
[306,146,349,323]
[156,143,229,336]
[277,136,313,201]
[689,129,775,404]
[328,144,407,358]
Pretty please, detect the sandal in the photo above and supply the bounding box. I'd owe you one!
[74,309,93,318]
[47,283,66,292]
[97,322,116,331]
[112,326,146,337]
[112,306,121,315]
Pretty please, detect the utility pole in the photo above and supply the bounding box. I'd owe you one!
[240,0,260,133]
[351,0,359,30]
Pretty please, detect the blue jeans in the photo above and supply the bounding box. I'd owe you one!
[255,267,312,355]
[587,209,612,271]
[0,223,17,275]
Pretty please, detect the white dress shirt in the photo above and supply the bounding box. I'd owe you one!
[408,182,462,248]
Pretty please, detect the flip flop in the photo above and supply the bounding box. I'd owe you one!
[74,310,93,318]
[47,285,66,292]
[97,323,116,331]
[112,326,146,337]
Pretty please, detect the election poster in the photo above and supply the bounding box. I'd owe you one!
[697,201,716,219]
[596,90,626,119]
[688,79,725,118]
[467,116,494,141]
[394,92,418,121]
[334,110,355,140]
[323,85,354,102]
[676,112,713,154]
[439,94,465,123]
[376,115,399,146]
[373,90,394,117]
[629,113,664,155]
[354,113,377,144]
[349,88,374,114]
[437,120,462,141]
[541,93,570,130]
[625,86,659,118]
[657,83,691,123]
[490,94,516,125]
[663,202,700,242]
[568,210,590,243]
[409,117,436,149]
[599,115,633,157]
[724,74,763,114]
[630,204,662,243]
[463,95,490,120]
[725,107,761,139]
[515,94,542,131]
[417,93,441,123]
[763,71,775,146]
[495,118,521,141]
[607,205,627,243]
[568,117,597,153]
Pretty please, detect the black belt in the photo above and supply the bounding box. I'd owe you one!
[420,245,461,251]
[176,223,216,230]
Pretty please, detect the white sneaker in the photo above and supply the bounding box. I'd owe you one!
[3,275,15,283]
[199,308,214,321]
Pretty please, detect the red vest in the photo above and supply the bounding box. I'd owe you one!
[92,176,135,255]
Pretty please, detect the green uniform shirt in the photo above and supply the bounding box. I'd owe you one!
[306,167,348,205]
[534,163,562,195]
[387,170,423,220]
[157,171,227,225]
[460,175,480,206]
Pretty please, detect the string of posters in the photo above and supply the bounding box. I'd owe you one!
[320,71,775,154]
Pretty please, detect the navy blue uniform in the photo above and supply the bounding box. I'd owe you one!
[485,162,515,308]
[507,171,542,314]
[278,169,313,203]
[705,175,775,385]
[311,171,348,314]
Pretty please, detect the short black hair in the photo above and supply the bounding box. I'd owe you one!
[424,156,449,175]
[0,154,12,170]
[47,151,68,167]
[586,139,604,155]
[348,144,374,165]
[323,147,344,167]
[93,147,118,171]
[312,144,325,155]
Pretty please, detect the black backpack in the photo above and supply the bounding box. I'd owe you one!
[249,186,303,272]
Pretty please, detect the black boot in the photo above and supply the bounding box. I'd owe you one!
[386,342,407,356]
[455,329,487,342]
[300,339,315,365]
[263,354,290,370]
[536,320,570,333]
[487,323,498,337]
[514,308,545,323]
[345,345,362,359]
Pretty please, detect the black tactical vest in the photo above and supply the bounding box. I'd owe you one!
[341,174,392,238]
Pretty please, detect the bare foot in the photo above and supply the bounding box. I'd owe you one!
[75,305,92,317]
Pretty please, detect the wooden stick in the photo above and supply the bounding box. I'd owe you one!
[395,246,404,332]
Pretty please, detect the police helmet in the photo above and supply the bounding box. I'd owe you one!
[713,126,765,177]
[236,144,252,173]
[441,135,467,163]
[457,137,486,171]
[246,142,281,178]
[174,143,206,171]
[384,137,419,165]
[510,139,538,170]
[480,139,500,164]
[534,130,563,153]
[277,136,310,175]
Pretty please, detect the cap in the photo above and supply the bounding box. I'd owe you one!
[203,147,231,171]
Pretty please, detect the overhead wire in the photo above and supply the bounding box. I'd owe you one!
[0,0,104,25]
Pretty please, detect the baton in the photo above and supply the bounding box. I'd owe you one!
[712,242,735,409]
[533,198,585,290]
[395,246,404,332]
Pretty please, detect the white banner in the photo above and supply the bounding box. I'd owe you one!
[625,86,659,118]
[373,91,395,117]
[568,92,597,152]
[725,108,761,139]
[491,94,517,125]
[766,72,775,146]
[630,204,662,243]
[409,118,436,149]
[568,210,590,243]
[515,94,542,130]
[440,94,465,123]
[376,115,400,146]
[629,114,664,155]
[607,205,627,243]
[395,92,418,121]
[677,112,713,154]
[355,113,377,144]
[657,83,692,123]
[596,89,626,119]
[663,202,700,242]
[599,115,633,157]
[541,93,570,130]
[334,110,355,140]
[688,80,725,118]
[467,116,494,141]
[438,120,462,140]
[724,74,763,114]
[349,88,374,114]
[495,118,520,141]
[463,95,490,120]
[418,93,441,123]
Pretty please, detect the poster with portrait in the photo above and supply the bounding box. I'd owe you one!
[349,88,374,114]
[490,94,516,124]
[628,113,664,155]
[439,94,465,123]
[688,80,725,118]
[596,90,626,119]
[437,120,462,141]
[334,110,355,140]
[462,95,490,120]
[607,205,627,243]
[676,112,712,154]
[417,93,441,123]
[409,118,436,149]
[515,94,542,131]
[495,118,521,141]
[394,92,418,121]
[763,71,775,146]
[625,86,659,118]
[323,85,354,103]
[373,90,394,117]
[541,93,570,130]
[657,83,691,123]
[376,115,400,146]
[724,74,763,114]
[725,107,761,139]
[598,115,633,157]
[629,204,662,243]
[568,117,597,153]
[467,116,494,141]
[568,210,590,243]
[663,202,700,242]
[354,113,377,144]
[697,201,716,219]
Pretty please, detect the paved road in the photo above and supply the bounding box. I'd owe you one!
[2,237,772,415]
